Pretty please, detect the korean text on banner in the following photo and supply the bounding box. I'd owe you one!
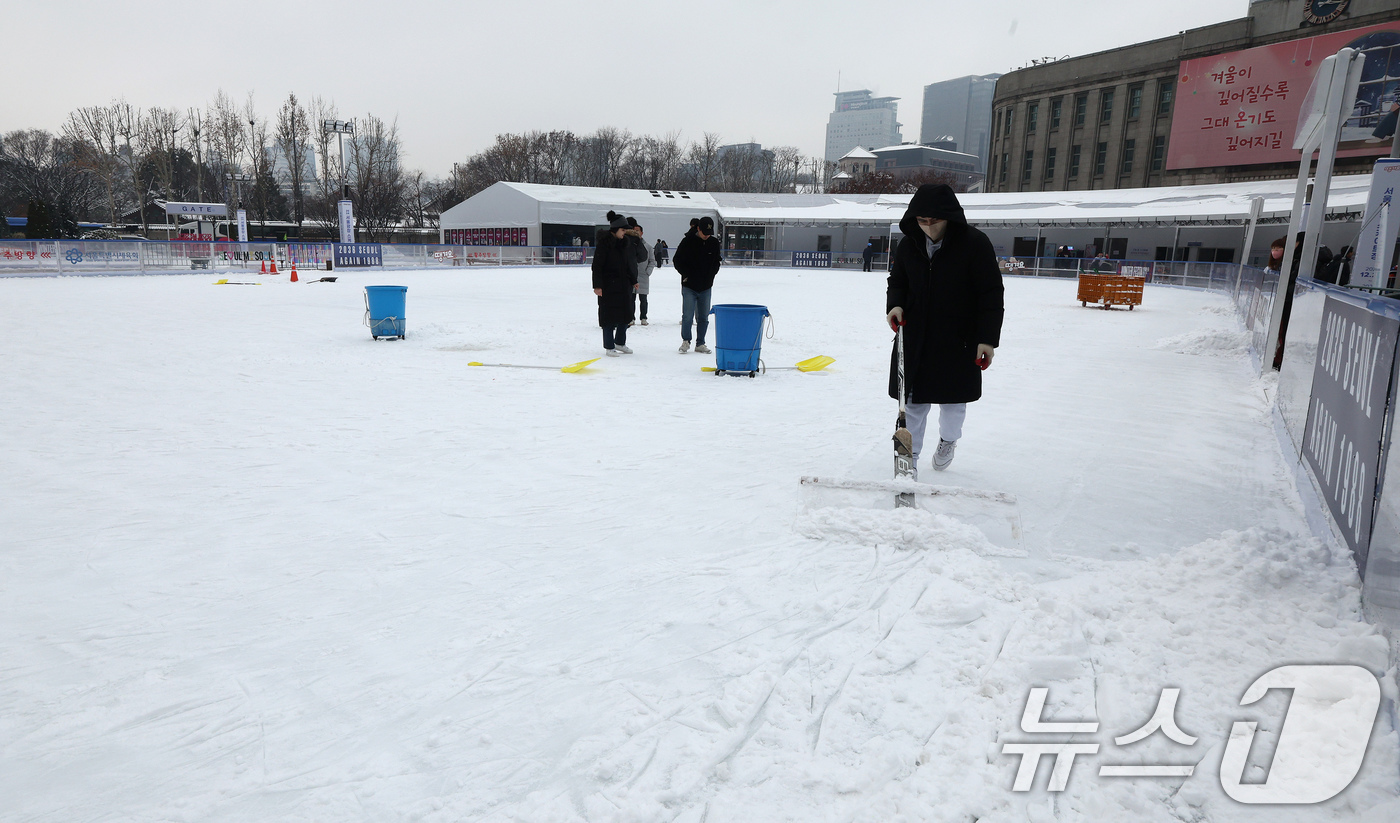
[1167,21,1400,170]
[338,200,354,245]
[236,209,248,244]
[1302,295,1400,575]
[1354,159,1400,288]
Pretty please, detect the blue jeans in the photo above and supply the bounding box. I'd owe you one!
[681,287,712,344]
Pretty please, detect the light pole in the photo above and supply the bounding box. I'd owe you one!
[322,119,354,199]
[228,172,252,244]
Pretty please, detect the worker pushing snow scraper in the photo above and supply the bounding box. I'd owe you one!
[801,184,1023,553]
[886,183,1004,478]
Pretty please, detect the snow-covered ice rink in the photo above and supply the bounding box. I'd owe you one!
[2,266,1397,822]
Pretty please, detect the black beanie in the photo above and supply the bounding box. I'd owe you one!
[607,211,628,230]
[626,216,638,229]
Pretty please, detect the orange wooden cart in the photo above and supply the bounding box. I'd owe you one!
[1077,273,1145,310]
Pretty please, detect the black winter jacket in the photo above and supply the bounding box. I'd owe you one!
[592,228,637,326]
[886,184,1004,404]
[672,228,722,292]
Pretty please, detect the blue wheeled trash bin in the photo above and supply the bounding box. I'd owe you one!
[364,285,407,340]
[710,303,770,377]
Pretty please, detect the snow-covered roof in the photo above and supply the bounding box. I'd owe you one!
[839,146,877,160]
[442,175,1378,233]
[870,143,980,162]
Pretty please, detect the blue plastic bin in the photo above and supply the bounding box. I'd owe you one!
[365,285,407,339]
[710,303,770,374]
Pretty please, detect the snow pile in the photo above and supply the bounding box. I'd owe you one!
[1154,327,1252,356]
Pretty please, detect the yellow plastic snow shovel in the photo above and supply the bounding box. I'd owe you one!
[468,358,600,373]
[702,355,834,373]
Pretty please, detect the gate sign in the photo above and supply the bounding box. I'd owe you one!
[793,251,832,268]
[333,243,382,268]
[1302,294,1400,574]
[236,209,248,243]
[1353,159,1400,288]
[164,202,228,216]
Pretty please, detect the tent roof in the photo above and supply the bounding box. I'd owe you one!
[442,175,1379,232]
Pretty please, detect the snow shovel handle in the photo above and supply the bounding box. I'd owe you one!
[896,325,907,418]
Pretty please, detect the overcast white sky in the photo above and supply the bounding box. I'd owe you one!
[8,1,1249,176]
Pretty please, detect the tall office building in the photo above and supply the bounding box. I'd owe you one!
[919,74,1001,173]
[824,90,902,164]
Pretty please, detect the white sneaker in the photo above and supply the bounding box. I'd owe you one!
[606,349,621,357]
[678,340,691,353]
[615,344,633,354]
[694,343,712,354]
[640,319,649,325]
[932,438,957,471]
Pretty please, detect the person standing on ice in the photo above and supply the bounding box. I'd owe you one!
[886,184,1004,474]
[592,211,638,356]
[672,215,722,354]
[654,238,668,267]
[626,218,654,326]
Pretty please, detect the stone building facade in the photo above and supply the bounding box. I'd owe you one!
[987,0,1400,192]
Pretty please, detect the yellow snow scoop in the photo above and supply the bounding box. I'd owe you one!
[213,279,261,285]
[468,358,600,373]
[702,355,834,373]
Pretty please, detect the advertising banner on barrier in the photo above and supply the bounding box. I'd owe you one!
[1354,159,1400,288]
[1303,294,1400,574]
[556,249,587,264]
[793,251,832,268]
[333,243,382,268]
[338,200,355,244]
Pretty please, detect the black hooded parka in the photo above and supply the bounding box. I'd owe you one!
[886,184,1004,403]
[592,227,638,326]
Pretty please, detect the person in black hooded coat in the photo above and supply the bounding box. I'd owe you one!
[592,211,638,355]
[886,184,1004,474]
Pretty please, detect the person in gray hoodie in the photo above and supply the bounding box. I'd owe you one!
[627,218,655,326]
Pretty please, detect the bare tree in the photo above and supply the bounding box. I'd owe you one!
[681,132,723,190]
[142,107,185,201]
[0,129,104,236]
[578,127,633,188]
[110,101,152,233]
[243,95,282,227]
[641,132,684,190]
[62,104,124,222]
[205,90,248,212]
[305,96,341,235]
[346,113,407,242]
[275,93,312,230]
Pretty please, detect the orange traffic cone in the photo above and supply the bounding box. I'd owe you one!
[260,259,267,273]
[270,258,279,274]
[290,262,298,283]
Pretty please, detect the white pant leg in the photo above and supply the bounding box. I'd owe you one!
[903,403,932,461]
[939,403,967,442]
